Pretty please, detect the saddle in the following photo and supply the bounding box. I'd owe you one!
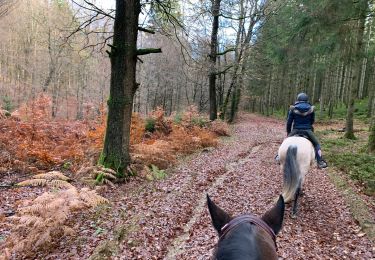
[288,129,312,143]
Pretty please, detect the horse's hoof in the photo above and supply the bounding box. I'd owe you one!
[290,213,297,219]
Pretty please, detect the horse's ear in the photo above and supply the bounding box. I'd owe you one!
[207,194,231,235]
[261,195,285,235]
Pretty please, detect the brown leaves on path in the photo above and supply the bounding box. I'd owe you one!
[12,114,373,259]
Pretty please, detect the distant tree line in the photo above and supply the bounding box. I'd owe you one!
[243,0,375,147]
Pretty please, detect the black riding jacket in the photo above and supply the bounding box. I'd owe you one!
[286,101,315,135]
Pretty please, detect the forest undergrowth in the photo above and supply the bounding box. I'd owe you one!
[0,94,229,175]
[0,94,230,259]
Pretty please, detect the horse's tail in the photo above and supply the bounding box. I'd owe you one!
[282,145,301,203]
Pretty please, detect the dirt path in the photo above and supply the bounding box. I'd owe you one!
[164,114,374,260]
[44,114,373,259]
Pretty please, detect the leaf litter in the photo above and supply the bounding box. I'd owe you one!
[2,113,374,259]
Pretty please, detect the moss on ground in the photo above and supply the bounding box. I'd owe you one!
[328,170,375,242]
[317,128,375,195]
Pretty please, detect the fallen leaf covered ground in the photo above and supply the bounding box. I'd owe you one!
[2,113,374,259]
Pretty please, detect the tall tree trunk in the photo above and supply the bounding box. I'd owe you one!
[221,2,259,120]
[145,86,150,114]
[176,82,181,112]
[338,62,346,103]
[208,0,220,121]
[358,16,372,99]
[99,0,140,176]
[345,1,367,139]
[229,60,246,122]
[369,98,375,152]
[66,72,70,119]
[266,68,273,116]
[368,65,375,117]
[52,80,59,118]
[220,63,240,119]
[76,73,83,120]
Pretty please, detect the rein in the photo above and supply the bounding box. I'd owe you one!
[219,214,277,250]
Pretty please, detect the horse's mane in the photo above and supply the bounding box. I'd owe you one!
[215,222,259,260]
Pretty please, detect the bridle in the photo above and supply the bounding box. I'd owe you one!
[219,214,277,250]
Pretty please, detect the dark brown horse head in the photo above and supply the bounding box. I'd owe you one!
[207,195,285,260]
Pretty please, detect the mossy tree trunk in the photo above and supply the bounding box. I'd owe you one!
[99,0,140,176]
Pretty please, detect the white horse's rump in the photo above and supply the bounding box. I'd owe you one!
[278,137,315,205]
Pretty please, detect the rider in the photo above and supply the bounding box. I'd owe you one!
[286,92,328,169]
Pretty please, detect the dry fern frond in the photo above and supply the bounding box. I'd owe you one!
[93,170,116,180]
[78,165,117,178]
[65,187,79,197]
[20,204,45,215]
[49,179,75,189]
[0,109,11,119]
[103,178,116,187]
[34,230,52,248]
[16,178,48,187]
[76,166,97,175]
[17,177,73,189]
[209,120,231,136]
[17,215,43,226]
[97,166,117,175]
[63,226,76,236]
[33,171,70,181]
[69,200,84,211]
[43,198,66,212]
[2,187,108,258]
[33,191,57,204]
[1,248,11,260]
[79,188,109,207]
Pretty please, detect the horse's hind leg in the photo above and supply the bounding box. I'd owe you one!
[291,182,302,218]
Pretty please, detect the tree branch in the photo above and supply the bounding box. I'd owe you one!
[217,48,236,56]
[77,0,115,19]
[136,48,162,56]
[219,9,263,20]
[138,26,156,34]
[213,65,234,75]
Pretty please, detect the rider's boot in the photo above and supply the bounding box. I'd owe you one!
[317,159,328,169]
[316,148,328,169]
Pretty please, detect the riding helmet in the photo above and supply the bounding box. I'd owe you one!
[296,92,308,102]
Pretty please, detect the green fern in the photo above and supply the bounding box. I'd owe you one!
[150,164,167,180]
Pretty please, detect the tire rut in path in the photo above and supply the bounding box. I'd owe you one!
[164,144,263,259]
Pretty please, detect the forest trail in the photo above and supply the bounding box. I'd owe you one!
[158,114,374,260]
[116,113,373,259]
[48,114,373,260]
